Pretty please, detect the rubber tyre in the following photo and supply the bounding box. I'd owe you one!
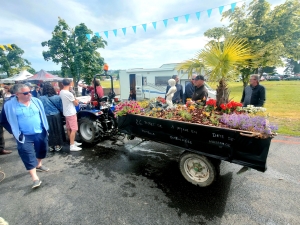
[179,153,216,187]
[78,117,101,144]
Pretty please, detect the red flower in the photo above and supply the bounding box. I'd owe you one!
[220,104,226,110]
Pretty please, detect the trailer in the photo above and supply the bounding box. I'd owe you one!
[119,63,216,101]
[118,114,273,187]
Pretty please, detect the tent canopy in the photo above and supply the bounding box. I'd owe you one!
[26,69,67,82]
[0,70,34,84]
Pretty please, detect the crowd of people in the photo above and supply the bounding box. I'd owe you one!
[164,74,265,107]
[0,78,94,189]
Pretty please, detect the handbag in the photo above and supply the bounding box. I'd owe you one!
[48,96,66,125]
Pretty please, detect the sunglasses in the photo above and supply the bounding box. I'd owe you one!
[192,79,195,80]
[18,91,31,95]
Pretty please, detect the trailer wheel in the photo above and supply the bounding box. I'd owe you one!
[179,153,216,187]
[79,117,102,143]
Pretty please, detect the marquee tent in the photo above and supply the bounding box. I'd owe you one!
[0,70,34,83]
[26,69,68,82]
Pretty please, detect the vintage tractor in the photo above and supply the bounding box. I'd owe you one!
[77,66,118,144]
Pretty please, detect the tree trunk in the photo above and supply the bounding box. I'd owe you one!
[216,78,230,108]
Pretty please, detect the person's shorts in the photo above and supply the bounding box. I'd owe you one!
[17,129,48,170]
[65,114,78,131]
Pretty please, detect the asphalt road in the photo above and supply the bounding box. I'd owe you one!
[0,131,299,225]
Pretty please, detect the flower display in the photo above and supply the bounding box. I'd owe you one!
[115,98,277,138]
[220,101,243,113]
[114,101,142,117]
[220,113,278,137]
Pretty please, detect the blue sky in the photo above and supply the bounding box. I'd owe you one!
[1,0,285,72]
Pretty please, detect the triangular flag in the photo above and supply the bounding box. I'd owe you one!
[174,17,179,22]
[104,31,108,38]
[95,32,100,37]
[196,12,200,20]
[184,14,190,22]
[7,44,13,50]
[0,45,5,51]
[231,2,236,12]
[86,34,91,40]
[163,19,168,27]
[207,9,212,18]
[113,29,117,36]
[132,26,137,33]
[142,24,147,32]
[219,6,224,14]
[122,28,126,35]
[152,22,157,29]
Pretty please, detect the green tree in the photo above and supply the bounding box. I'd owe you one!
[205,0,300,87]
[0,44,33,77]
[41,18,107,86]
[179,38,253,107]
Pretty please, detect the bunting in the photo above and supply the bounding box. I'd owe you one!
[86,2,239,38]
[152,22,157,29]
[0,45,14,50]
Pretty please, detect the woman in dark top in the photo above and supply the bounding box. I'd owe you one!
[128,90,136,101]
[39,82,66,152]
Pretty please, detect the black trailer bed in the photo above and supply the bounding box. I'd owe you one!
[118,114,272,172]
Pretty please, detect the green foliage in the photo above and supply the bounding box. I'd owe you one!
[41,18,107,85]
[0,44,34,77]
[178,110,192,121]
[216,0,300,86]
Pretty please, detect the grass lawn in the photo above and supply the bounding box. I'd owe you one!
[207,81,300,136]
[101,80,120,88]
[103,80,300,136]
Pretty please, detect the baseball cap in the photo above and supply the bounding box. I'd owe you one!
[194,75,205,81]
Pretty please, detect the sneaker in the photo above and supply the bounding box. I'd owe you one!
[70,145,82,151]
[36,165,50,172]
[74,141,82,146]
[55,145,62,151]
[49,147,54,152]
[32,180,42,188]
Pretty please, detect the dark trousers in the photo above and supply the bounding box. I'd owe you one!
[0,125,4,151]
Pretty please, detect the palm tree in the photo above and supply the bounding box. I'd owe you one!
[179,38,253,107]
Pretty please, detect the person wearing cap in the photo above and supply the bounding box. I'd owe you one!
[165,75,183,104]
[192,75,208,103]
[183,74,197,103]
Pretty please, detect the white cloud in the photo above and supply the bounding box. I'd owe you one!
[0,0,288,72]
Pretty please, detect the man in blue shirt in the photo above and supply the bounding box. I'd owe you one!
[4,84,49,189]
[183,74,197,103]
[165,75,183,104]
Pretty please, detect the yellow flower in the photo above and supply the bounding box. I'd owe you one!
[189,105,195,110]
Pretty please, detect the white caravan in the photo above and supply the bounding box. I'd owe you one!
[119,63,216,101]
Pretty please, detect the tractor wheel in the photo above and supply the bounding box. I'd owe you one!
[78,117,102,144]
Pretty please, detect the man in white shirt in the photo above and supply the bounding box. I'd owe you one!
[60,79,82,151]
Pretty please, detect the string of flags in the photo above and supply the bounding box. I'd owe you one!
[0,44,14,51]
[86,2,240,40]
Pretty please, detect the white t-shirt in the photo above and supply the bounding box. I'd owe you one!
[60,90,77,116]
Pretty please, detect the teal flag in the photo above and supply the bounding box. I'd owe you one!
[231,2,236,12]
[86,34,91,40]
[104,31,108,38]
[196,12,200,20]
[219,6,224,14]
[174,17,179,22]
[113,29,117,36]
[95,32,100,37]
[142,24,147,32]
[184,14,190,22]
[152,22,157,29]
[207,9,212,17]
[122,28,126,35]
[132,26,137,33]
[163,19,168,27]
